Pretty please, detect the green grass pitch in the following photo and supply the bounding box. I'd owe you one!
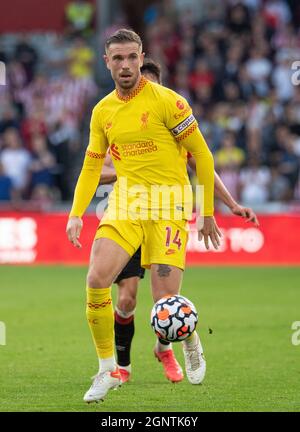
[1,265,300,412]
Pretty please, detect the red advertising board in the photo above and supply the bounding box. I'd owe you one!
[0,212,299,266]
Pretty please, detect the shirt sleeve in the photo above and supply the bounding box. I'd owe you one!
[163,90,214,216]
[69,106,108,218]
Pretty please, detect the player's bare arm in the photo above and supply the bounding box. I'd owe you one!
[180,127,220,250]
[188,157,259,226]
[214,171,259,225]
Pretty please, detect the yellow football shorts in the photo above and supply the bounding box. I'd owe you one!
[95,217,189,270]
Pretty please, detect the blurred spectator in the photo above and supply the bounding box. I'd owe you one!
[45,34,68,79]
[239,157,271,206]
[0,162,14,201]
[223,43,244,83]
[215,130,245,169]
[263,0,292,29]
[0,104,19,134]
[277,135,299,194]
[48,118,77,201]
[246,93,268,154]
[221,81,241,103]
[0,128,31,196]
[173,70,192,102]
[226,2,251,35]
[29,135,56,193]
[7,60,28,115]
[67,37,95,79]
[269,165,291,201]
[30,184,55,211]
[284,102,300,137]
[246,47,272,97]
[21,110,47,151]
[215,130,245,200]
[238,65,255,100]
[65,0,95,37]
[14,35,38,84]
[189,58,215,93]
[17,73,49,118]
[272,51,295,102]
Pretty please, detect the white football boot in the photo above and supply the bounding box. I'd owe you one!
[83,368,121,403]
[183,335,206,384]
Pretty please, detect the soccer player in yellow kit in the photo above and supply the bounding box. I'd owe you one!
[66,29,220,403]
[101,59,259,385]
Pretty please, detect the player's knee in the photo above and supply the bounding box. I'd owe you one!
[87,268,112,288]
[117,293,136,313]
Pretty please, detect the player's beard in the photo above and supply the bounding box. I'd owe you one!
[117,73,139,91]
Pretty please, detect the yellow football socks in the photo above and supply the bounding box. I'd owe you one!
[86,286,114,359]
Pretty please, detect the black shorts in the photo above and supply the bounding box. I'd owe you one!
[114,247,145,284]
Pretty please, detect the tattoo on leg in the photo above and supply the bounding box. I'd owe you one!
[157,264,172,278]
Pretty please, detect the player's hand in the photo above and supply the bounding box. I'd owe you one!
[198,216,222,250]
[66,216,83,249]
[230,204,259,226]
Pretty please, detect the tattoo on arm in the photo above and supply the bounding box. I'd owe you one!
[157,264,172,278]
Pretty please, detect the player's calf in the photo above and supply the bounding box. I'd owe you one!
[114,307,135,382]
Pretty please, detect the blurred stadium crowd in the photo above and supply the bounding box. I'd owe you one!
[0,0,300,211]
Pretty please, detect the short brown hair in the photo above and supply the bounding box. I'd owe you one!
[141,58,162,84]
[105,28,142,52]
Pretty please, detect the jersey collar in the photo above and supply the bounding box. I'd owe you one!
[115,76,148,102]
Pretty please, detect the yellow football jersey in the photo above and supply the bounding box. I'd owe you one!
[70,76,214,219]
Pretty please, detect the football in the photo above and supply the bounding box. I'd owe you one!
[151,295,198,342]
